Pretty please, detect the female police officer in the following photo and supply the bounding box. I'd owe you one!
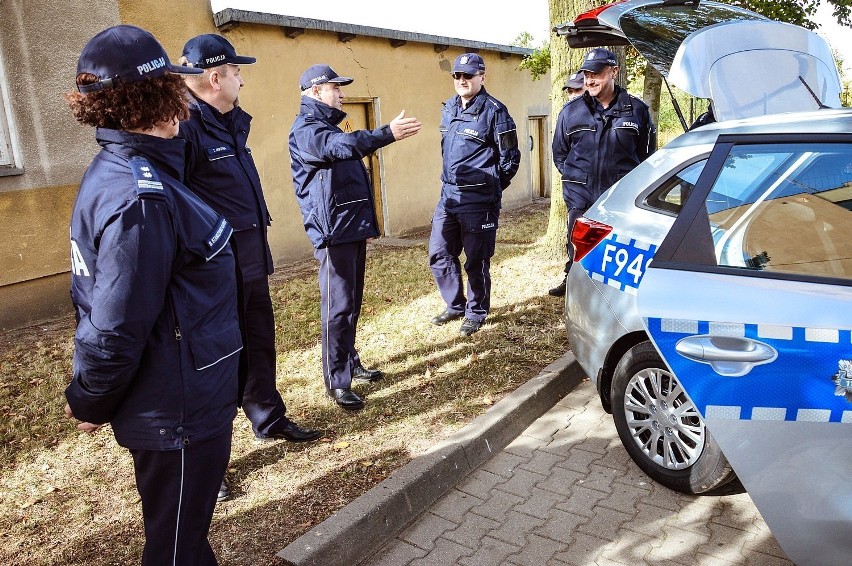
[63,25,241,564]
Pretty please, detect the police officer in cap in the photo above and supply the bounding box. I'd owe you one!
[562,70,586,101]
[548,48,656,297]
[428,53,521,336]
[178,34,321,501]
[289,64,421,410]
[64,24,241,564]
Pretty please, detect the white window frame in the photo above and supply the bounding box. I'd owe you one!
[0,45,22,176]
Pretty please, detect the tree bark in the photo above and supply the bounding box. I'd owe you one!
[642,62,663,127]
[542,0,609,259]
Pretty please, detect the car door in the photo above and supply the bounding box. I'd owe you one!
[637,133,852,566]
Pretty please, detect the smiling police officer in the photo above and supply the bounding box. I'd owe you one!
[177,34,321,502]
[548,48,656,297]
[63,25,241,564]
[428,53,521,336]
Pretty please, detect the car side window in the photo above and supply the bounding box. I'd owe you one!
[645,159,707,213]
[704,143,852,280]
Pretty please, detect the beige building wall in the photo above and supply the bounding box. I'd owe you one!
[0,1,120,329]
[0,1,550,329]
[186,15,551,264]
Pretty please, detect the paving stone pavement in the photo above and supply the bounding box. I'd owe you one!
[365,379,793,566]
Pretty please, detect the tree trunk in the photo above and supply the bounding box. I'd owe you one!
[542,0,608,259]
[642,62,663,128]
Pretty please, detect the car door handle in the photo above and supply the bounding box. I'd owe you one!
[675,335,777,377]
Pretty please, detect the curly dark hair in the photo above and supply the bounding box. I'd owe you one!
[65,73,190,131]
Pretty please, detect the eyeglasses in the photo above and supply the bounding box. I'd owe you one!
[452,73,480,80]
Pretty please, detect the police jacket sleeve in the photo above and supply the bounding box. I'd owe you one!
[638,109,657,161]
[177,120,201,180]
[552,107,572,177]
[295,122,396,166]
[65,198,175,424]
[495,109,521,190]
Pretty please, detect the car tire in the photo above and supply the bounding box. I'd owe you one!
[611,341,738,494]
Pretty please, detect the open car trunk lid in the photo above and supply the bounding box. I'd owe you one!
[555,0,842,121]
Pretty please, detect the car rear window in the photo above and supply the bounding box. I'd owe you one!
[645,160,707,213]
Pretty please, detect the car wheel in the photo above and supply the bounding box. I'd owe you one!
[611,341,738,494]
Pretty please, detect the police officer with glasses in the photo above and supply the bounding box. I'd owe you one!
[428,53,520,336]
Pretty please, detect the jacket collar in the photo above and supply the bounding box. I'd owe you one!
[187,92,251,134]
[96,127,187,182]
[583,84,629,115]
[300,95,347,126]
[452,87,489,115]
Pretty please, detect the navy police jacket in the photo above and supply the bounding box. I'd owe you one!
[439,87,520,212]
[179,97,273,283]
[552,85,656,210]
[65,128,242,451]
[289,96,394,249]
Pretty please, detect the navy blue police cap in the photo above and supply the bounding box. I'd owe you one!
[182,34,257,69]
[579,48,618,73]
[563,70,585,90]
[299,64,354,91]
[76,25,202,93]
[452,53,486,75]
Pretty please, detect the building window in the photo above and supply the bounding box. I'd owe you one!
[0,48,22,176]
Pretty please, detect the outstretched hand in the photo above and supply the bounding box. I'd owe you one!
[389,110,422,141]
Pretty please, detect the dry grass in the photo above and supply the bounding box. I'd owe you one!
[0,200,569,565]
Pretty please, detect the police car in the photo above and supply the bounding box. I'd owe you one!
[558,2,851,564]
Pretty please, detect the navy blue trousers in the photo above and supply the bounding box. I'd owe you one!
[315,240,366,390]
[130,425,232,566]
[563,207,586,274]
[428,204,498,323]
[237,276,287,438]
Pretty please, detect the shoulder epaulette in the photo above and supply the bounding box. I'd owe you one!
[129,156,167,199]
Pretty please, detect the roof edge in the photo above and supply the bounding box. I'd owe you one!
[213,9,534,57]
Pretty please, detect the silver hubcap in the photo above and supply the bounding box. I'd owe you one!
[622,367,704,470]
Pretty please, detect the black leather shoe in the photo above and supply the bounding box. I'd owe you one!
[548,276,567,297]
[459,318,483,337]
[431,309,463,326]
[258,418,322,443]
[327,388,365,410]
[217,480,231,503]
[353,365,383,382]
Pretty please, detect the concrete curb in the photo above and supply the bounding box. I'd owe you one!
[276,352,586,566]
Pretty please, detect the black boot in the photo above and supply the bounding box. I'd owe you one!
[548,275,567,297]
[217,479,231,502]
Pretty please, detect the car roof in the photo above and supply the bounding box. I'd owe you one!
[666,108,852,149]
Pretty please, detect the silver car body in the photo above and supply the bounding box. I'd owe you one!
[635,112,852,564]
[560,0,850,561]
[569,108,852,563]
[567,109,852,407]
